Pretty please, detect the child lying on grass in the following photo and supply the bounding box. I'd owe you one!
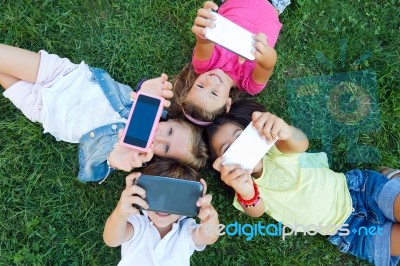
[206,98,400,266]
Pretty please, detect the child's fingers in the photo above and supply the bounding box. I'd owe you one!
[117,129,124,140]
[162,80,173,91]
[199,178,208,196]
[197,193,212,207]
[125,172,141,188]
[261,116,275,142]
[131,185,146,199]
[160,73,168,81]
[129,91,138,101]
[140,146,154,163]
[253,33,268,45]
[222,168,246,185]
[255,41,268,55]
[194,16,215,30]
[270,118,284,141]
[197,204,214,221]
[212,157,224,172]
[161,89,173,99]
[203,1,218,11]
[198,7,216,20]
[191,25,207,38]
[220,163,242,178]
[252,112,270,137]
[131,195,149,210]
[252,111,263,121]
[124,183,146,199]
[163,100,171,108]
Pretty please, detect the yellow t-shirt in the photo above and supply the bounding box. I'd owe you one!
[233,146,352,234]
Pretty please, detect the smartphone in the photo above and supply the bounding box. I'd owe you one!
[134,174,203,217]
[120,92,164,152]
[205,11,255,61]
[222,123,277,170]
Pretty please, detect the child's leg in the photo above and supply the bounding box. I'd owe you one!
[0,73,20,89]
[392,223,400,256]
[0,44,40,89]
[379,167,400,221]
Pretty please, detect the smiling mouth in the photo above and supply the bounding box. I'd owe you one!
[209,73,222,83]
[156,212,170,217]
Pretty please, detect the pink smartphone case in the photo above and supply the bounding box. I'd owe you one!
[120,91,164,152]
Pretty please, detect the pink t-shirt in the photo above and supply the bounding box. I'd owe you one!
[192,0,282,95]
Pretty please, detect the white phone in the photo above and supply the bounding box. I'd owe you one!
[222,123,276,170]
[205,11,255,61]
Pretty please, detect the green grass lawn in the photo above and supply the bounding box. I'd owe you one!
[1,0,399,265]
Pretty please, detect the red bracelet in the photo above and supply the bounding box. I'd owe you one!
[236,181,260,208]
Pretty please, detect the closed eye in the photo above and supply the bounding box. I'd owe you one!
[197,84,204,89]
[211,91,218,97]
[168,127,173,136]
[221,144,231,155]
[164,144,169,153]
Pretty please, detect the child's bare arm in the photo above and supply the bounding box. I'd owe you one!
[103,173,149,247]
[251,33,277,85]
[213,159,265,217]
[191,1,218,61]
[251,111,309,154]
[192,179,220,246]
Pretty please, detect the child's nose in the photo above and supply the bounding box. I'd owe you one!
[154,134,166,144]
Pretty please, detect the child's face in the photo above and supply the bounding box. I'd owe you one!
[153,119,192,161]
[186,69,232,113]
[147,211,180,230]
[211,122,263,174]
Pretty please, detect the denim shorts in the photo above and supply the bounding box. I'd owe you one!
[328,169,400,266]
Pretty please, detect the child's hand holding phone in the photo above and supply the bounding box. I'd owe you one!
[253,33,277,69]
[191,1,219,42]
[213,159,255,200]
[113,173,149,220]
[130,73,173,108]
[108,130,154,171]
[196,179,218,224]
[251,111,292,143]
[192,178,220,245]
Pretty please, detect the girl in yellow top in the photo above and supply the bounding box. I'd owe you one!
[205,98,400,266]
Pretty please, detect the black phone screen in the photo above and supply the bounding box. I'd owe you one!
[135,175,203,217]
[124,94,161,148]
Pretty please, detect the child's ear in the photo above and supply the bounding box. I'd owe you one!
[225,98,232,113]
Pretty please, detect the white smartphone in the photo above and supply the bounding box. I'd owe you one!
[222,123,276,170]
[205,11,255,61]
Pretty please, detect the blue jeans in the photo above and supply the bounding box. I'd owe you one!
[328,169,400,266]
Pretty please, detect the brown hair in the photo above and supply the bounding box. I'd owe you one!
[169,62,241,122]
[174,118,209,170]
[144,157,200,182]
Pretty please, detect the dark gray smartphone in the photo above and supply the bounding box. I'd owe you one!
[134,174,203,217]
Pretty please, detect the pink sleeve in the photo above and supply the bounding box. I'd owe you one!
[240,64,267,95]
[191,48,220,74]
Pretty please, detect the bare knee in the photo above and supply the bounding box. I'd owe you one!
[0,73,20,89]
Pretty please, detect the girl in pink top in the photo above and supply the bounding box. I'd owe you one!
[170,0,283,124]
